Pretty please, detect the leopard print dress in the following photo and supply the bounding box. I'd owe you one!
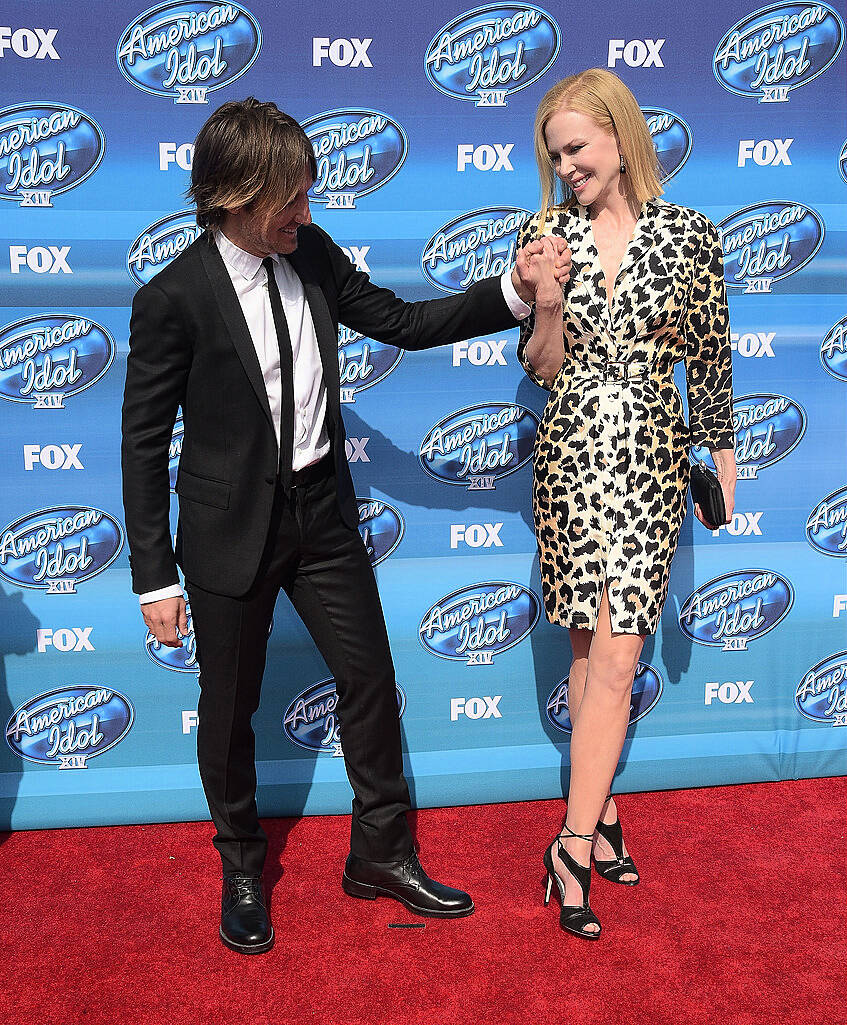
[517,198,734,635]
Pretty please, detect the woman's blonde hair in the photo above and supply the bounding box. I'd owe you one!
[533,68,662,225]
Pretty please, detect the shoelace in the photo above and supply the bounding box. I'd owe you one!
[226,876,262,900]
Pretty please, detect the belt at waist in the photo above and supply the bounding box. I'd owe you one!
[570,360,672,384]
[290,451,333,487]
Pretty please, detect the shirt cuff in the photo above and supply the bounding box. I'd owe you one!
[139,583,184,605]
[500,270,532,320]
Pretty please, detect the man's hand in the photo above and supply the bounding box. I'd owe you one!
[512,235,571,304]
[141,595,188,648]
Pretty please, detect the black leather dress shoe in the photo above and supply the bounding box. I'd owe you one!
[220,874,274,954]
[342,851,474,918]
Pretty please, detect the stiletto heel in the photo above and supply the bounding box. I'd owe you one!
[542,824,601,940]
[593,794,640,885]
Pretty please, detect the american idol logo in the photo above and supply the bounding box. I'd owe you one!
[718,201,824,293]
[0,103,105,208]
[840,139,847,183]
[145,600,199,671]
[419,581,540,665]
[678,569,793,650]
[425,5,560,107]
[127,210,202,286]
[6,686,134,770]
[795,652,847,726]
[714,3,844,103]
[283,678,406,756]
[357,498,404,566]
[547,662,663,733]
[820,315,847,381]
[422,207,532,293]
[169,412,184,490]
[806,485,847,557]
[116,2,262,104]
[303,109,407,210]
[0,314,114,409]
[338,326,403,403]
[0,507,124,594]
[642,108,692,184]
[420,402,538,491]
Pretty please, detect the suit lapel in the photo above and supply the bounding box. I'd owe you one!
[286,248,340,423]
[198,235,275,432]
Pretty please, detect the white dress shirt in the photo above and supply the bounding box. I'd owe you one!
[215,230,331,465]
[139,236,530,605]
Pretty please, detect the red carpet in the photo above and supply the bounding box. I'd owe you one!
[1,778,843,1025]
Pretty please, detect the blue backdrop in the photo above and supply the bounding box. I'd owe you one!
[1,0,845,830]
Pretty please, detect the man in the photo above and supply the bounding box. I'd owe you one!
[122,98,568,955]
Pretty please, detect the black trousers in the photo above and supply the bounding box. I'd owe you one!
[186,463,413,875]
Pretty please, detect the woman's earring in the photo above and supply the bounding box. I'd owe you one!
[619,154,626,174]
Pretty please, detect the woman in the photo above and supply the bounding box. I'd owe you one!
[518,69,736,939]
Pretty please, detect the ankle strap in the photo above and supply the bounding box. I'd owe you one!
[560,823,594,842]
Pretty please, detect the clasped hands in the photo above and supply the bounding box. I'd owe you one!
[512,235,570,308]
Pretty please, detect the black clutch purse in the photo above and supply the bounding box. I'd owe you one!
[690,459,726,529]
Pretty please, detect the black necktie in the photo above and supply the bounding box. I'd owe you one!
[262,257,295,488]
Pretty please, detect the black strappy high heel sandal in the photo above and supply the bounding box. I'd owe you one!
[543,824,601,940]
[593,794,640,886]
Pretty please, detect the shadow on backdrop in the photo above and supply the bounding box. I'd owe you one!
[340,397,537,526]
[0,581,40,836]
[662,509,696,688]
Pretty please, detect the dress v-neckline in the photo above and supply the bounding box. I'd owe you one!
[585,204,645,314]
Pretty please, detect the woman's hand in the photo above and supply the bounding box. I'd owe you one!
[521,238,565,385]
[694,447,736,528]
[513,235,571,305]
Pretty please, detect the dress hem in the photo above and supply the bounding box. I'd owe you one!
[545,610,657,637]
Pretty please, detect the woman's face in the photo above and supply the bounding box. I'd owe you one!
[544,107,622,210]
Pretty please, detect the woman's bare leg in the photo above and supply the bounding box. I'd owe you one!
[565,611,638,880]
[550,587,644,923]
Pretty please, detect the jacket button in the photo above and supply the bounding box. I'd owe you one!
[265,476,275,485]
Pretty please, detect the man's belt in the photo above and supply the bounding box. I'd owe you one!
[290,451,333,487]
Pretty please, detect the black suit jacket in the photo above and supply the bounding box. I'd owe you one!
[121,225,520,598]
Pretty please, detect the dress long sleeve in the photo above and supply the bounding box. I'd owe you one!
[683,220,735,450]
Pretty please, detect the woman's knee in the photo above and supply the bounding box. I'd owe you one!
[587,651,640,696]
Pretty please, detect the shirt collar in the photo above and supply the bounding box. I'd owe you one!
[215,229,278,282]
